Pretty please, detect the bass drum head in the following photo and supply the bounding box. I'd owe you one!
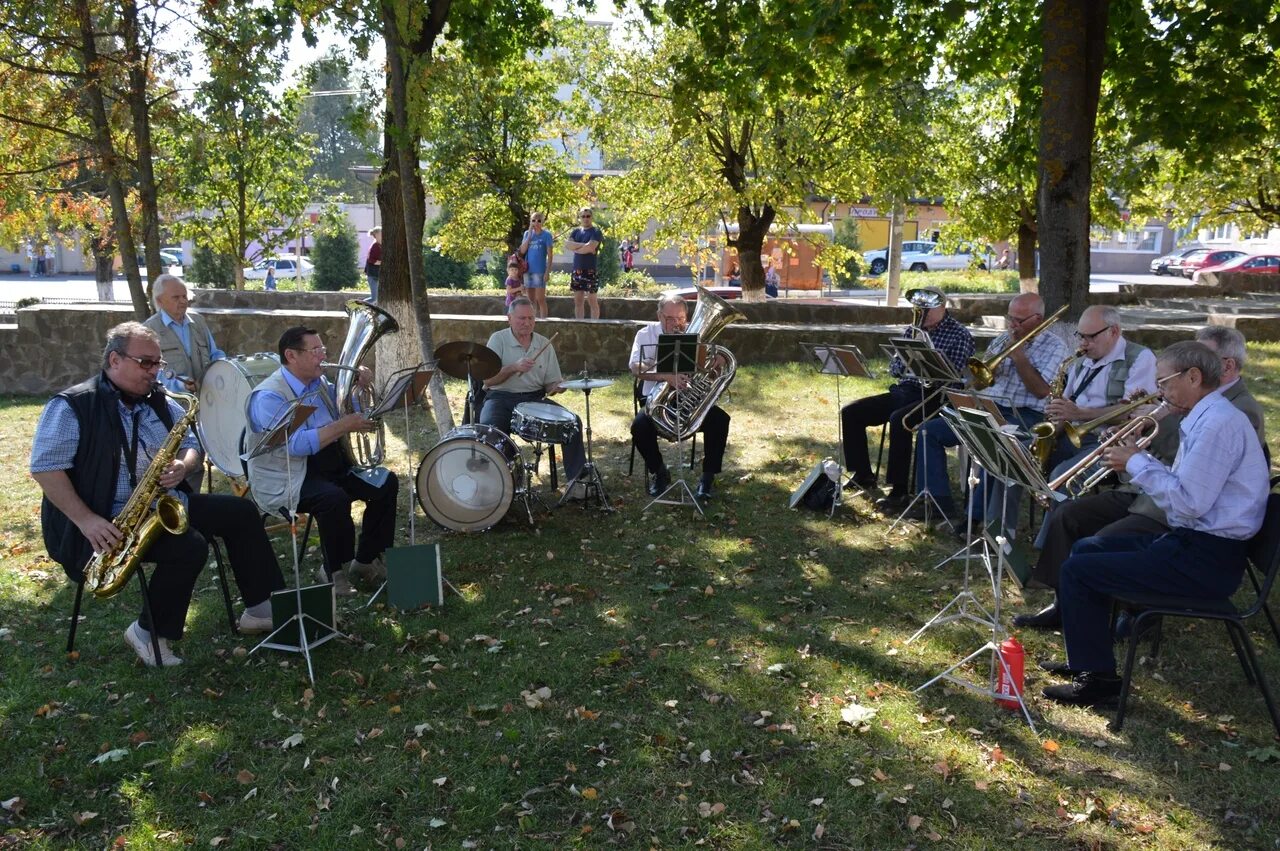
[197,353,280,477]
[417,425,522,532]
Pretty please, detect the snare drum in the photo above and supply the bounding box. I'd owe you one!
[197,353,281,477]
[417,424,524,532]
[511,401,579,445]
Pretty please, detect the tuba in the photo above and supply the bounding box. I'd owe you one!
[904,288,945,339]
[323,299,399,470]
[968,304,1069,391]
[646,285,744,441]
[83,387,199,598]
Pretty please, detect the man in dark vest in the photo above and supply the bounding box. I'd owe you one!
[30,322,284,667]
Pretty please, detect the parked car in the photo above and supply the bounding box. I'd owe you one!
[1165,248,1209,277]
[862,241,937,276]
[862,241,986,275]
[162,246,185,265]
[1149,247,1201,276]
[243,255,314,282]
[1192,253,1280,283]
[1181,249,1245,279]
[122,249,182,275]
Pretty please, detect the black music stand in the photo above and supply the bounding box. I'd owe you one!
[644,333,705,516]
[880,338,963,532]
[907,405,1056,733]
[243,398,342,685]
[800,342,876,514]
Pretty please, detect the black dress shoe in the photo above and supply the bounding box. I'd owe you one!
[1037,659,1080,679]
[874,493,909,511]
[647,467,671,497]
[1012,601,1061,630]
[695,475,715,501]
[846,473,878,491]
[1042,672,1122,708]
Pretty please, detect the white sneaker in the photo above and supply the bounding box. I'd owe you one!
[124,621,183,667]
[238,610,274,634]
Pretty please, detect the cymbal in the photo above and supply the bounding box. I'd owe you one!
[560,377,614,391]
[433,341,501,381]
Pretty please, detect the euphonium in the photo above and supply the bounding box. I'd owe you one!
[1061,391,1161,449]
[646,285,744,441]
[968,304,1069,391]
[325,299,399,470]
[83,387,199,599]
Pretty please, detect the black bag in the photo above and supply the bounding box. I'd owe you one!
[800,475,836,511]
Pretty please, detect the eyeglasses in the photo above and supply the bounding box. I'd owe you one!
[122,354,167,371]
[294,345,327,356]
[1075,325,1115,342]
[581,214,593,219]
[531,218,543,223]
[1155,369,1187,388]
[1007,313,1039,326]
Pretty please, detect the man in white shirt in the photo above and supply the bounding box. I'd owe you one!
[1042,340,1269,708]
[479,298,585,485]
[629,294,731,500]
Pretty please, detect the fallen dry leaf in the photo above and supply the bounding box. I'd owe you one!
[1042,739,1060,754]
[236,770,255,785]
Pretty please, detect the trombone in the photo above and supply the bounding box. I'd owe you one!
[967,304,1069,391]
[1037,402,1165,503]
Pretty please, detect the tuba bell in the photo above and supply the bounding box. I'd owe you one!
[323,299,399,470]
[645,286,744,441]
[904,288,945,339]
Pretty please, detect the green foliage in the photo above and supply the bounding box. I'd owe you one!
[187,246,236,289]
[827,216,863,285]
[423,213,478,288]
[309,203,359,291]
[297,48,379,200]
[858,269,1020,294]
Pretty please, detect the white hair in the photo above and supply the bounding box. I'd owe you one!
[151,274,189,309]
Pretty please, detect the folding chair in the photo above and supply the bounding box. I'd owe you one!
[1110,491,1280,737]
[627,376,696,476]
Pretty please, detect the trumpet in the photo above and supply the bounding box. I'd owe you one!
[968,304,1068,391]
[1061,391,1161,448]
[1039,405,1164,502]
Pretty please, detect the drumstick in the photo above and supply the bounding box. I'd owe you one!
[530,332,559,362]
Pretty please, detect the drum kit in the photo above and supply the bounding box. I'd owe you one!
[197,352,282,482]
[418,341,615,532]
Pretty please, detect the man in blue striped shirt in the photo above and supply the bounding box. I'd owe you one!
[1043,341,1269,708]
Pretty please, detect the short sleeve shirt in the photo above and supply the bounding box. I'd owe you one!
[485,328,563,393]
[570,226,604,272]
[523,230,555,275]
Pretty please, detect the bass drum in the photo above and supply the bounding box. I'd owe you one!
[417,424,523,532]
[197,353,281,478]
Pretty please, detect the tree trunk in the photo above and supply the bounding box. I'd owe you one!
[1037,0,1108,319]
[733,204,774,303]
[73,0,147,319]
[381,0,454,433]
[119,0,161,289]
[885,199,905,307]
[1017,215,1038,292]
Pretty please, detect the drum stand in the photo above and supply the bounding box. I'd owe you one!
[513,460,550,525]
[556,381,613,512]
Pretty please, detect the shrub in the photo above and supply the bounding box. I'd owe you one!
[188,247,236,288]
[310,205,359,291]
[423,214,477,288]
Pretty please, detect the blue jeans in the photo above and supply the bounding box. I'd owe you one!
[1058,530,1247,673]
[915,404,1041,516]
[366,273,378,302]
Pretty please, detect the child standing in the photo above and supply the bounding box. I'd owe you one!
[504,259,524,307]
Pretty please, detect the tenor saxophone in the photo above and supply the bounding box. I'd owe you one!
[83,387,200,598]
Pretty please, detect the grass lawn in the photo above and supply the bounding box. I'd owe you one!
[3,354,1280,849]
[855,271,1023,295]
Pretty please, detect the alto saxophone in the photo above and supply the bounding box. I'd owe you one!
[83,387,200,598]
[1029,348,1083,470]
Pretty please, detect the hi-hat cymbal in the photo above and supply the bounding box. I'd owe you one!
[560,377,615,391]
[433,341,501,381]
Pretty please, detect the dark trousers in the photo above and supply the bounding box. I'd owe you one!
[187,493,285,607]
[1059,530,1248,673]
[298,461,399,577]
[631,405,730,476]
[841,383,934,496]
[1031,490,1168,589]
[480,389,586,481]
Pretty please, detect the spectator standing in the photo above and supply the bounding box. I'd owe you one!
[565,207,603,320]
[504,258,524,308]
[364,226,383,302]
[519,213,554,319]
[26,240,36,277]
[264,263,277,292]
[44,242,56,276]
[35,242,46,276]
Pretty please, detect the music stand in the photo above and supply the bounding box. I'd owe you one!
[907,405,1058,732]
[243,398,342,685]
[644,334,705,516]
[800,343,876,513]
[880,338,963,532]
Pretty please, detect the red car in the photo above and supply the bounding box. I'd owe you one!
[1192,253,1280,283]
[1181,249,1245,278]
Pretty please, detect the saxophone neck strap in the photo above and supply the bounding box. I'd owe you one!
[119,409,143,490]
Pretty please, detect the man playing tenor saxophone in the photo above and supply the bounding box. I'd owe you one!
[630,293,732,501]
[31,322,285,667]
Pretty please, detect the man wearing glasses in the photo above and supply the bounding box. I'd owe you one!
[911,293,1070,525]
[247,326,398,597]
[565,207,604,320]
[1041,340,1268,708]
[31,322,285,666]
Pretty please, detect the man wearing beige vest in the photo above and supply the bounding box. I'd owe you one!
[143,274,227,490]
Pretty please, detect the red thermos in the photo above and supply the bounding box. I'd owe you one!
[995,635,1025,710]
